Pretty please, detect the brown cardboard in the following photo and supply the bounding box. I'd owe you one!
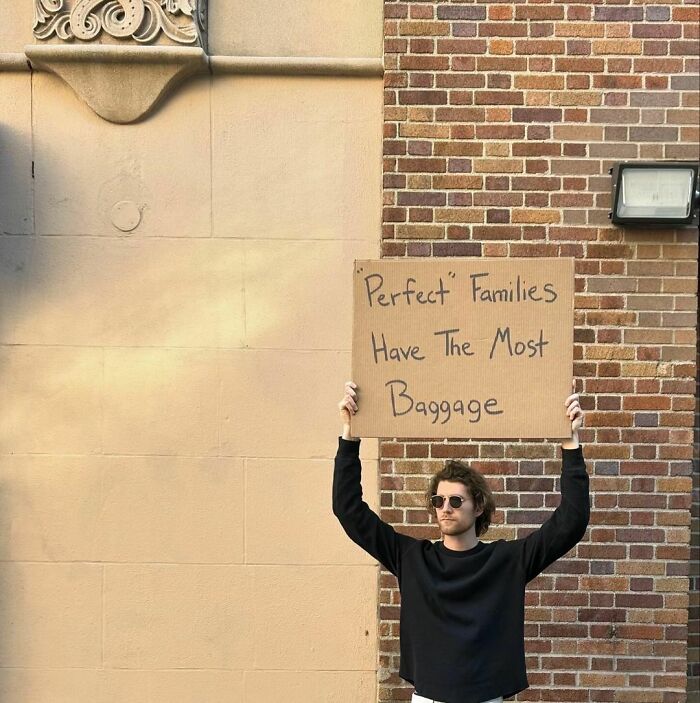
[351,258,574,439]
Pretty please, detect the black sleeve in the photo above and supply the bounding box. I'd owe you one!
[518,445,590,584]
[332,437,416,578]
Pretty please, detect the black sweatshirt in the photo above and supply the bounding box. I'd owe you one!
[333,437,590,703]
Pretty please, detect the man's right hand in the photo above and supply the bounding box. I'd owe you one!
[338,381,359,440]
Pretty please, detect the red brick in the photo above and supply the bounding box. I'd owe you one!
[512,108,564,123]
[593,74,643,89]
[432,241,482,257]
[518,6,565,21]
[409,38,433,53]
[595,6,643,22]
[475,125,525,140]
[398,90,448,105]
[397,157,446,173]
[380,241,406,257]
[477,56,528,72]
[474,90,524,105]
[555,57,605,73]
[436,74,486,89]
[437,6,486,21]
[633,23,682,39]
[479,22,528,37]
[399,55,449,71]
[434,107,486,122]
[516,40,566,55]
[437,39,487,54]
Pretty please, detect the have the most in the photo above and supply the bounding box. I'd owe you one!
[371,327,549,363]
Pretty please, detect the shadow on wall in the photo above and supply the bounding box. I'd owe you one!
[1,82,33,650]
[0,118,40,696]
[0,119,33,237]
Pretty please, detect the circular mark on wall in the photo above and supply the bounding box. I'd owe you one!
[98,173,151,233]
[110,200,142,232]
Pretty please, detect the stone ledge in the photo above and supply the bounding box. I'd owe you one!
[3,48,383,122]
[0,53,30,71]
[2,51,384,77]
[24,44,208,123]
[209,56,384,77]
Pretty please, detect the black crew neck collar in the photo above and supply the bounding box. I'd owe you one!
[435,540,486,557]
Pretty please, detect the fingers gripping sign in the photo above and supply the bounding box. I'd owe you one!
[338,381,358,427]
[564,378,584,433]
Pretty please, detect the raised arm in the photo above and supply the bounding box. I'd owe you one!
[519,445,590,583]
[333,381,415,577]
[519,379,590,582]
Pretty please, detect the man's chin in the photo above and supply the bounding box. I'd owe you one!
[440,524,468,536]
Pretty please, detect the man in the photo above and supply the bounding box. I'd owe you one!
[333,380,589,703]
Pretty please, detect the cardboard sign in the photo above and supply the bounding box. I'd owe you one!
[351,258,574,439]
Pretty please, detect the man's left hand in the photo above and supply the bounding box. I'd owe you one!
[564,379,584,433]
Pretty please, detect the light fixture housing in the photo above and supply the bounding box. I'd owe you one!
[609,161,700,227]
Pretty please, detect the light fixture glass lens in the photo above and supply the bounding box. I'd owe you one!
[618,168,694,219]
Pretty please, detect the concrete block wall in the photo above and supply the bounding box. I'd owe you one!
[0,3,385,701]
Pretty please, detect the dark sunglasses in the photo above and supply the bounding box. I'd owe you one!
[430,495,467,510]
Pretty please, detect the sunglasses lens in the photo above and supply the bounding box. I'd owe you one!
[431,496,465,509]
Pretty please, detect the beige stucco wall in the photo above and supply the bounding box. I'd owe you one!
[0,3,383,701]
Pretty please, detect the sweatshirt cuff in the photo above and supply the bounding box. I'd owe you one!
[337,436,361,456]
[562,444,584,470]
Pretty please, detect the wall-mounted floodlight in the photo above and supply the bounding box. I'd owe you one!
[609,161,700,227]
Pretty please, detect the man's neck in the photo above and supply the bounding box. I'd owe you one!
[442,531,480,551]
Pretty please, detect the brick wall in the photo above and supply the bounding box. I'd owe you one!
[692,319,700,698]
[381,1,700,701]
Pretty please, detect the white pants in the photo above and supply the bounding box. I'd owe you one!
[411,694,503,703]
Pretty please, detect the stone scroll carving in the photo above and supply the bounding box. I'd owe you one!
[27,0,208,123]
[33,0,206,48]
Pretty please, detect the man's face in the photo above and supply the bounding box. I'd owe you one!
[434,480,483,537]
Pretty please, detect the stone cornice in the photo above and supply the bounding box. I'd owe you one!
[10,1,383,122]
[0,53,31,71]
[24,0,208,122]
[2,52,384,77]
[24,43,207,123]
[209,56,384,77]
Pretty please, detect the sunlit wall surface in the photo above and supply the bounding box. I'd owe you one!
[0,3,383,700]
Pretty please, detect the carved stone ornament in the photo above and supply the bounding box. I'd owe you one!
[26,0,208,123]
[33,0,206,47]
